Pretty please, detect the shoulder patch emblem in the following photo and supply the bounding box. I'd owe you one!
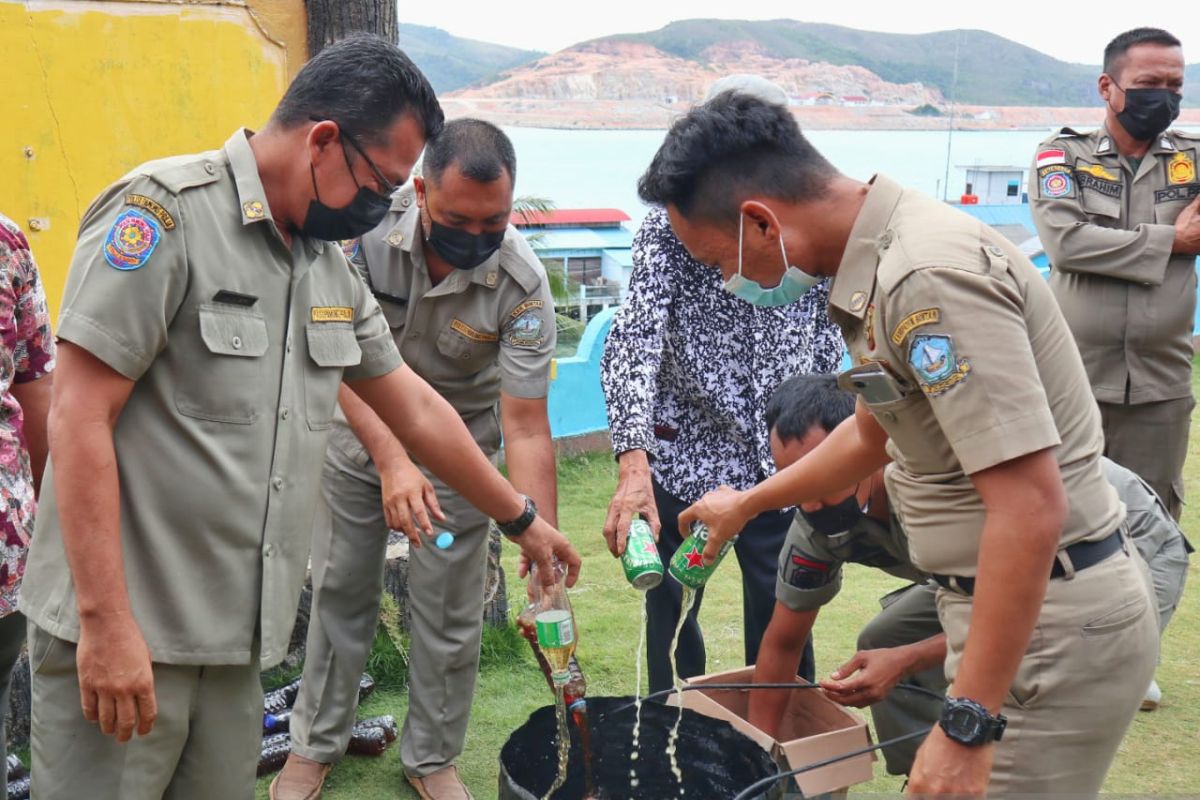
[784,546,835,590]
[103,208,162,270]
[1036,149,1067,168]
[1039,165,1073,198]
[1169,152,1196,185]
[450,319,499,343]
[908,334,971,396]
[339,238,362,263]
[507,309,544,348]
[124,194,175,230]
[890,308,940,347]
[311,306,353,323]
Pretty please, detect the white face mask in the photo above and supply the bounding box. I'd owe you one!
[723,213,820,307]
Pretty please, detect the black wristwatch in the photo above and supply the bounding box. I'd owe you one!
[496,495,537,537]
[939,697,1007,746]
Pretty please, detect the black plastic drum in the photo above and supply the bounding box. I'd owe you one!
[498,696,780,800]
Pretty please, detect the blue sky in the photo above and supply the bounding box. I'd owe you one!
[400,2,1189,66]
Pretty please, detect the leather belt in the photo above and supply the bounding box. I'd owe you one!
[932,529,1123,596]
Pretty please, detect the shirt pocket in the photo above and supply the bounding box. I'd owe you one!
[1079,188,1122,224]
[175,304,269,424]
[304,322,362,430]
[436,321,498,372]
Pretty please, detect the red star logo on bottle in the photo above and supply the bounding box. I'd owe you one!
[684,545,705,569]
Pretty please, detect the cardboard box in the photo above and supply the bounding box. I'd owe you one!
[679,666,875,797]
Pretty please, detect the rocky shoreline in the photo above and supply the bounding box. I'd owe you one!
[443,98,1200,132]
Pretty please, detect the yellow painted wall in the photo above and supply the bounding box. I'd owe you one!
[2,0,306,316]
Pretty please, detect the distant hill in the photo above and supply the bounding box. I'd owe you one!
[397,23,542,94]
[612,20,1199,107]
[455,18,1199,108]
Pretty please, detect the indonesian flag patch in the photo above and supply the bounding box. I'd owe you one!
[1036,149,1067,168]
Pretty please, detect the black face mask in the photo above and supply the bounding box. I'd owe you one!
[427,220,506,270]
[1114,86,1182,142]
[800,493,865,536]
[300,159,391,243]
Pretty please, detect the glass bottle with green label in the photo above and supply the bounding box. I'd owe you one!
[668,522,737,589]
[532,560,579,686]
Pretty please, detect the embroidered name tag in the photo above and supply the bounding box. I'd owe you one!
[1075,171,1123,198]
[450,319,498,342]
[1155,184,1200,204]
[124,194,176,230]
[890,308,940,346]
[311,306,353,323]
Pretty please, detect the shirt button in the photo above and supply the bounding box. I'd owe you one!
[204,162,216,175]
[272,477,283,490]
[231,336,243,350]
[280,408,290,420]
[263,544,275,558]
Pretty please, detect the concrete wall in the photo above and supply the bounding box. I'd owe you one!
[2,0,306,317]
[548,306,615,441]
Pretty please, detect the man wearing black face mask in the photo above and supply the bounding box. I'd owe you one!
[748,375,944,776]
[18,36,581,800]
[274,119,558,800]
[1031,27,1200,524]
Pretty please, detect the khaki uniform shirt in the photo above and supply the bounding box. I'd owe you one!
[828,175,1123,576]
[328,185,555,461]
[20,130,402,668]
[1030,125,1200,404]
[775,510,925,612]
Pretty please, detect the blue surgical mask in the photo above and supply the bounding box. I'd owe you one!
[723,213,820,307]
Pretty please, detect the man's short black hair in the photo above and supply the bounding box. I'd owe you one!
[1103,28,1182,78]
[637,92,837,224]
[766,374,855,445]
[272,33,443,146]
[424,118,517,185]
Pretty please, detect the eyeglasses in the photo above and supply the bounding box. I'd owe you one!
[309,117,396,199]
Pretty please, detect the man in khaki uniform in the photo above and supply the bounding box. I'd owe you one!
[753,377,1189,777]
[18,38,579,800]
[642,93,1158,796]
[273,120,557,800]
[1030,27,1200,520]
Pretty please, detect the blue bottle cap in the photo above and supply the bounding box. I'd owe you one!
[435,531,455,550]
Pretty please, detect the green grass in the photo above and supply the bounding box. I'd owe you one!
[258,393,1200,797]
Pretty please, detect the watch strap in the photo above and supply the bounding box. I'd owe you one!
[496,495,537,537]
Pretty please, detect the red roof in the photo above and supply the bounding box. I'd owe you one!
[512,208,631,227]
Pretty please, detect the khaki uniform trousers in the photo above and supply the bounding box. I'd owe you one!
[27,623,262,800]
[854,581,945,776]
[938,546,1158,796]
[1100,396,1194,521]
[289,444,491,777]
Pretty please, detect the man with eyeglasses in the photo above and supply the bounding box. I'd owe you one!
[18,36,579,800]
[272,119,557,800]
[1031,28,1200,530]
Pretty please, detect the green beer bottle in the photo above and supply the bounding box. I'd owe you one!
[621,519,664,590]
[668,522,736,589]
